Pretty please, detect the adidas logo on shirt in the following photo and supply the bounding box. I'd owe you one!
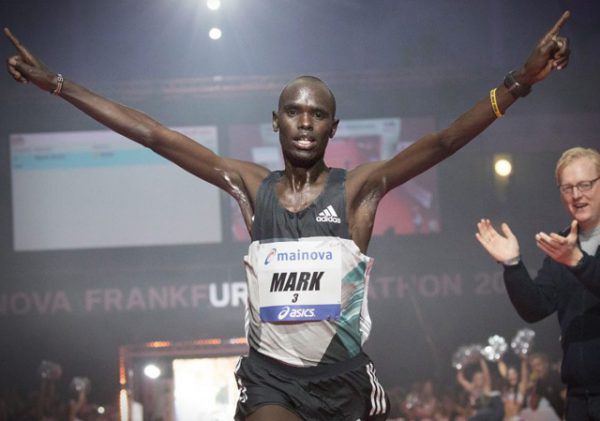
[316,205,341,224]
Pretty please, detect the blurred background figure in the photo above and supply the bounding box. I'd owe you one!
[457,357,504,421]
[496,355,528,420]
[68,377,93,421]
[520,353,564,420]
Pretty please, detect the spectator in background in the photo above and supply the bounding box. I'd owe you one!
[457,358,491,412]
[519,355,562,421]
[497,356,528,420]
[457,358,504,421]
[525,353,565,418]
[68,388,87,421]
[477,146,600,420]
[401,380,439,420]
[438,388,471,421]
[386,385,408,421]
[417,380,440,419]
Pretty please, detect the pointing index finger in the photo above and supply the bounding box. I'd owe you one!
[4,28,37,66]
[4,27,29,56]
[4,27,28,55]
[548,11,570,36]
[4,27,19,47]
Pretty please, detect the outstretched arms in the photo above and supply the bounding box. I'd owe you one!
[348,12,571,200]
[4,28,269,232]
[5,29,200,159]
[345,12,570,251]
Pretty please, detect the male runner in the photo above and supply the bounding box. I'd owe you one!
[4,12,570,420]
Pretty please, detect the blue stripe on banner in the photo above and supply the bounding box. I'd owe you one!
[12,149,168,171]
[260,304,341,322]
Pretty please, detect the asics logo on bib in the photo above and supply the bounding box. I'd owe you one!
[277,306,316,320]
[316,205,341,223]
[277,306,290,319]
[264,249,333,265]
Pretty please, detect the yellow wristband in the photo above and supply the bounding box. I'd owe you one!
[490,88,503,118]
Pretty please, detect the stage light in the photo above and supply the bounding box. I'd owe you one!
[494,154,512,178]
[494,157,512,177]
[209,27,222,40]
[119,389,129,421]
[492,153,513,203]
[207,0,221,11]
[143,364,161,379]
[145,341,171,349]
[97,406,105,415]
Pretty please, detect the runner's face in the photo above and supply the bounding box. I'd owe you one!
[273,81,338,168]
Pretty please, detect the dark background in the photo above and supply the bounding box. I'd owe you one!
[1,0,599,406]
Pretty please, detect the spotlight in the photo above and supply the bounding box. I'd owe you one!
[492,153,513,202]
[143,364,161,379]
[119,389,129,421]
[209,27,222,40]
[207,0,221,11]
[494,158,512,177]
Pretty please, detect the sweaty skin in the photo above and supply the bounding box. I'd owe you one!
[4,13,570,254]
[4,12,571,421]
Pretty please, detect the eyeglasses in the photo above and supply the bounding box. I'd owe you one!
[558,176,600,195]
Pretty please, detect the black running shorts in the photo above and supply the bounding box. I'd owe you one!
[234,348,389,421]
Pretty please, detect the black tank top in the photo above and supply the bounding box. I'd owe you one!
[251,168,350,241]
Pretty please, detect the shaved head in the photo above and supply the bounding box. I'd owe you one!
[278,75,337,118]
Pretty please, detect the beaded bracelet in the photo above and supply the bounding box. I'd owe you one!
[52,73,64,95]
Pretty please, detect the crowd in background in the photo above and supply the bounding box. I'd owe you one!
[0,351,563,421]
[0,366,116,421]
[388,352,565,421]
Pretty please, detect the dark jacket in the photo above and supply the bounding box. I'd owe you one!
[503,239,600,396]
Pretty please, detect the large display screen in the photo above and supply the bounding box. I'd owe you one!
[10,127,221,251]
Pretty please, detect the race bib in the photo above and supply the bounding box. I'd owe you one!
[255,240,342,322]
